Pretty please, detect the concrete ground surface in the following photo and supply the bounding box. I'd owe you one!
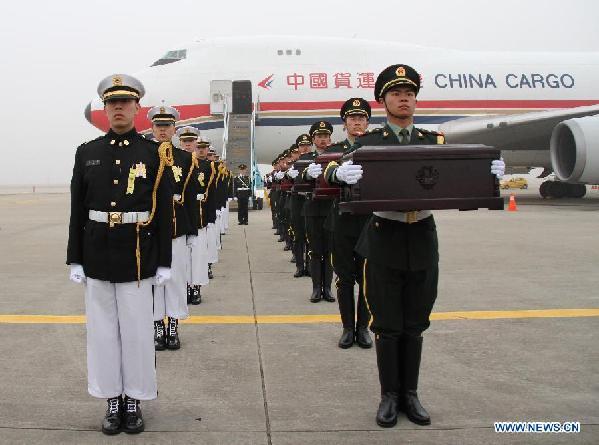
[0,187,598,445]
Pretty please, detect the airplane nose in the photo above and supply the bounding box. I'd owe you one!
[84,102,92,124]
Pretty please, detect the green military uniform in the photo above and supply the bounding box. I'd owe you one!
[289,138,311,277]
[323,98,373,349]
[354,63,446,428]
[302,121,336,303]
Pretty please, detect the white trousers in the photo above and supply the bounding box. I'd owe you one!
[207,223,219,263]
[223,201,230,231]
[219,206,226,234]
[215,212,223,249]
[189,227,209,286]
[85,278,157,400]
[153,236,189,321]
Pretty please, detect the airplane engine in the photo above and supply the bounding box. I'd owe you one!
[550,115,599,184]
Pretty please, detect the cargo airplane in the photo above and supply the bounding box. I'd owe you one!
[85,36,599,198]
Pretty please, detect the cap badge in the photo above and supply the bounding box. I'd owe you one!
[396,66,406,77]
[319,122,325,128]
[112,75,123,86]
[352,99,361,107]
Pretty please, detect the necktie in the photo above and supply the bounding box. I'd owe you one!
[399,128,410,145]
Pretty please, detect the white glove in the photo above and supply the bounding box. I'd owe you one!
[227,197,233,201]
[154,267,171,285]
[287,168,299,179]
[69,264,86,284]
[187,235,198,246]
[491,158,506,178]
[306,163,323,179]
[233,197,238,201]
[216,209,221,216]
[196,193,205,201]
[335,160,363,185]
[275,171,285,180]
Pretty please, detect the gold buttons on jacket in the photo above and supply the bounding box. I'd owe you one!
[110,201,116,207]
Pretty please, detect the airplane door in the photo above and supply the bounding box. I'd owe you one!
[232,80,252,114]
[210,80,232,115]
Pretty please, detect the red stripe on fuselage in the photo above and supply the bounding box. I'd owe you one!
[89,99,599,132]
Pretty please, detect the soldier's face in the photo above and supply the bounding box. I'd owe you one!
[299,144,311,154]
[104,99,140,132]
[344,114,369,137]
[196,145,208,159]
[313,133,331,150]
[381,87,417,119]
[152,123,175,142]
[291,151,300,161]
[180,139,196,152]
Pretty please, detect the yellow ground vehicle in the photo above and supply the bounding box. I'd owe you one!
[500,177,528,190]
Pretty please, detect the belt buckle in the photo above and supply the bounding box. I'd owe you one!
[406,211,418,224]
[108,211,123,227]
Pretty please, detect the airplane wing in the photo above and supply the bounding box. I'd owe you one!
[439,105,599,150]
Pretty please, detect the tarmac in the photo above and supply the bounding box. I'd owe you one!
[0,185,598,444]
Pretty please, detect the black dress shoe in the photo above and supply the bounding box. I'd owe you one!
[338,328,354,349]
[122,396,144,434]
[186,284,192,304]
[154,320,166,351]
[165,317,181,350]
[208,264,214,279]
[293,268,304,278]
[101,396,122,435]
[355,328,373,349]
[190,285,201,305]
[309,288,322,303]
[402,390,431,425]
[322,288,335,302]
[376,392,399,428]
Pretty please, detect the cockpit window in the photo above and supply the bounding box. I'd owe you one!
[151,49,187,67]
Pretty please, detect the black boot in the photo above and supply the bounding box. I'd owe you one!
[154,320,166,351]
[101,396,123,435]
[293,242,305,278]
[309,256,322,303]
[208,264,214,279]
[122,396,144,434]
[375,334,400,428]
[322,256,335,302]
[277,224,285,242]
[290,246,297,263]
[283,235,292,251]
[338,328,354,349]
[304,246,310,276]
[190,285,202,305]
[401,335,430,425]
[186,284,192,304]
[165,317,181,350]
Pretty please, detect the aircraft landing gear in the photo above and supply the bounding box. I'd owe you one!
[539,181,586,199]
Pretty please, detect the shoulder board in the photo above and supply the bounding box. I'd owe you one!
[417,128,444,136]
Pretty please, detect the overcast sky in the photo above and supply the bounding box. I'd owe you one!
[1,0,598,185]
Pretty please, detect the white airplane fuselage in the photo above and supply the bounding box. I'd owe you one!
[86,36,599,169]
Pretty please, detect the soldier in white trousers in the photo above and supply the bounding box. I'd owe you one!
[149,111,198,350]
[67,74,173,435]
[187,138,214,301]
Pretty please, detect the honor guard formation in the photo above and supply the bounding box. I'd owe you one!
[67,65,505,435]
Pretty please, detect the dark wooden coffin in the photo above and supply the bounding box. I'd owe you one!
[338,144,504,213]
[292,159,314,193]
[279,177,294,192]
[313,152,343,199]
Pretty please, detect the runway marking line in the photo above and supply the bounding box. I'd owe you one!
[1,309,598,324]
